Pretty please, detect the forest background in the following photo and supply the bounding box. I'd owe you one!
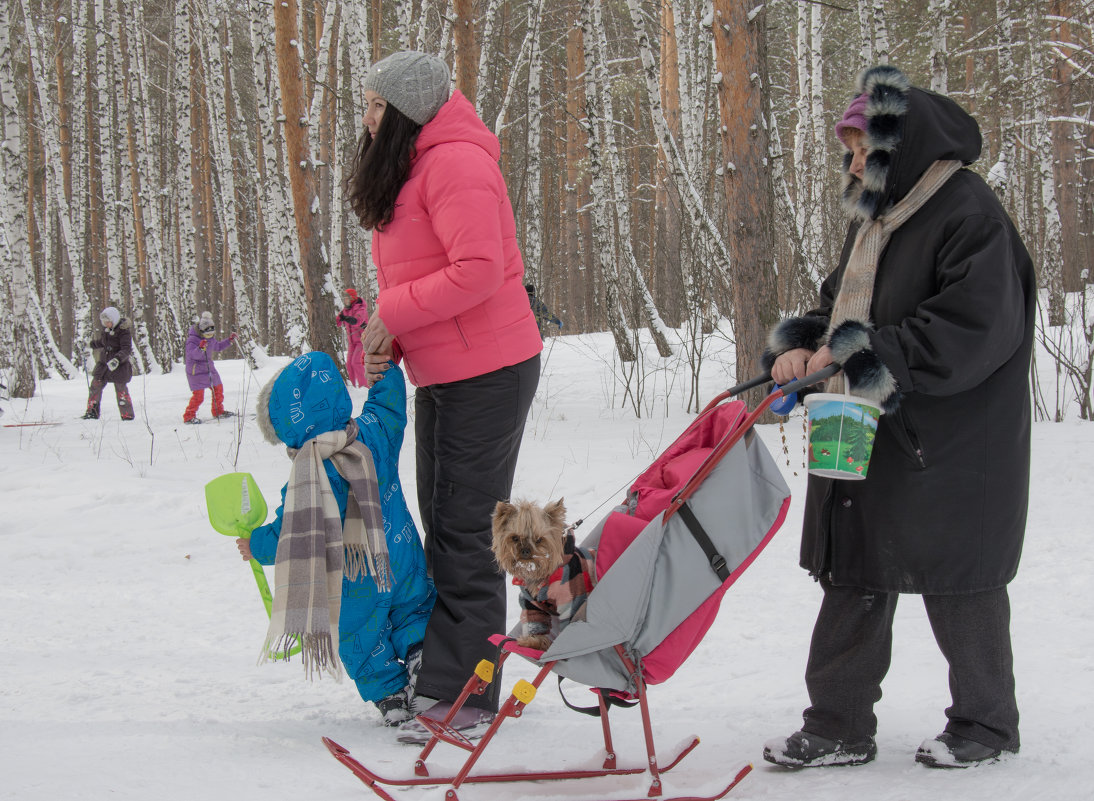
[1,0,1091,421]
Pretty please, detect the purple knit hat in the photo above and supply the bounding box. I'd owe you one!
[835,93,869,147]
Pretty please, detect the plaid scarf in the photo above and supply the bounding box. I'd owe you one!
[827,159,962,394]
[260,420,390,678]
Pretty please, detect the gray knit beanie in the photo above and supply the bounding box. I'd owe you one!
[363,51,451,126]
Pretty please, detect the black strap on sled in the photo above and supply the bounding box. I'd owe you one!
[676,501,730,582]
[556,676,638,718]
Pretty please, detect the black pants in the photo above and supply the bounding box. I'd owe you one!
[803,578,1019,751]
[413,355,540,711]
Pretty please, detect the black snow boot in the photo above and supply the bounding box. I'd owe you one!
[763,730,877,768]
[915,732,1015,768]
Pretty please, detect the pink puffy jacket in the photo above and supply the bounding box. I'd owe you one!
[371,90,542,387]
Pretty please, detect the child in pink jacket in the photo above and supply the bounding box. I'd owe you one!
[337,288,368,387]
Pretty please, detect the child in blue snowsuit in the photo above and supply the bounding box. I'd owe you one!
[246,351,435,726]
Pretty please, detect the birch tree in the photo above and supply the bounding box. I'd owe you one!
[625,0,734,308]
[929,0,950,92]
[1,0,35,396]
[22,0,85,376]
[579,0,635,365]
[521,0,545,290]
[586,0,672,359]
[475,0,504,114]
[197,8,259,359]
[341,0,374,303]
[171,0,199,329]
[93,0,125,308]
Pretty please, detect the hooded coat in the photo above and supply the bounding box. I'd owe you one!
[370,89,542,387]
[764,66,1035,595]
[250,354,435,701]
[184,327,233,391]
[91,318,133,384]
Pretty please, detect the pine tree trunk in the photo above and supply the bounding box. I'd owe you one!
[250,0,309,352]
[274,0,339,356]
[453,0,477,99]
[712,0,780,401]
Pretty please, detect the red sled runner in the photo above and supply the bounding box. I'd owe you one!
[324,375,822,801]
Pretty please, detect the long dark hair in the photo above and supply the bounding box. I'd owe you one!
[345,103,423,231]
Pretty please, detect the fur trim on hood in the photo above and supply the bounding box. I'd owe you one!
[256,365,289,446]
[840,64,981,222]
[256,353,352,448]
[841,65,911,222]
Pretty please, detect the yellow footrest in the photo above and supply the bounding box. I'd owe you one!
[511,679,537,705]
[474,659,495,683]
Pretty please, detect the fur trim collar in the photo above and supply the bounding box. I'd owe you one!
[841,65,910,222]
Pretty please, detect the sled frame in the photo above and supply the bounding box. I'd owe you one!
[323,640,751,801]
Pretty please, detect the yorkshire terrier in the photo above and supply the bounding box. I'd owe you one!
[491,498,597,652]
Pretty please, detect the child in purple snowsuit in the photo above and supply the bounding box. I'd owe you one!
[184,311,238,424]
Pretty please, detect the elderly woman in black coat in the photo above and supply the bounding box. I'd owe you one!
[761,66,1035,770]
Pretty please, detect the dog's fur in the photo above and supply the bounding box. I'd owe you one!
[491,498,596,652]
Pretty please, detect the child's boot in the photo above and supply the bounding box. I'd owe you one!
[375,688,412,727]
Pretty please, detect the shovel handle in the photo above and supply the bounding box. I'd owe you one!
[249,557,274,616]
[247,554,303,659]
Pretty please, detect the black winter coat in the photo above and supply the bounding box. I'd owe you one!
[91,318,134,384]
[774,69,1035,594]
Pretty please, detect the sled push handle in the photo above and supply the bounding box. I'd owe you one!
[668,363,840,580]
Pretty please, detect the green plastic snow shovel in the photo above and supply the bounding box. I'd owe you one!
[205,471,301,658]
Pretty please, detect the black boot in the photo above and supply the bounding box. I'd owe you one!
[915,732,1015,768]
[763,730,877,768]
[82,404,100,420]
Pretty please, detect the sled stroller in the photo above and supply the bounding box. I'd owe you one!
[324,373,828,801]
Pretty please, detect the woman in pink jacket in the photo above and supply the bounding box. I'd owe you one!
[346,50,542,742]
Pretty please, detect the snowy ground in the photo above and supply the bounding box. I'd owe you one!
[2,331,1091,801]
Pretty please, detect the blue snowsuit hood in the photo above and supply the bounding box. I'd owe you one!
[263,351,354,447]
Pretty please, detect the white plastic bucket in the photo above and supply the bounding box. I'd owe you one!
[803,392,882,480]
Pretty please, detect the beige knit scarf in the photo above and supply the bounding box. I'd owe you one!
[827,159,963,393]
[260,420,389,679]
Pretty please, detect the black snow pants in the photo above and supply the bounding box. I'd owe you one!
[802,577,1020,751]
[413,354,540,712]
